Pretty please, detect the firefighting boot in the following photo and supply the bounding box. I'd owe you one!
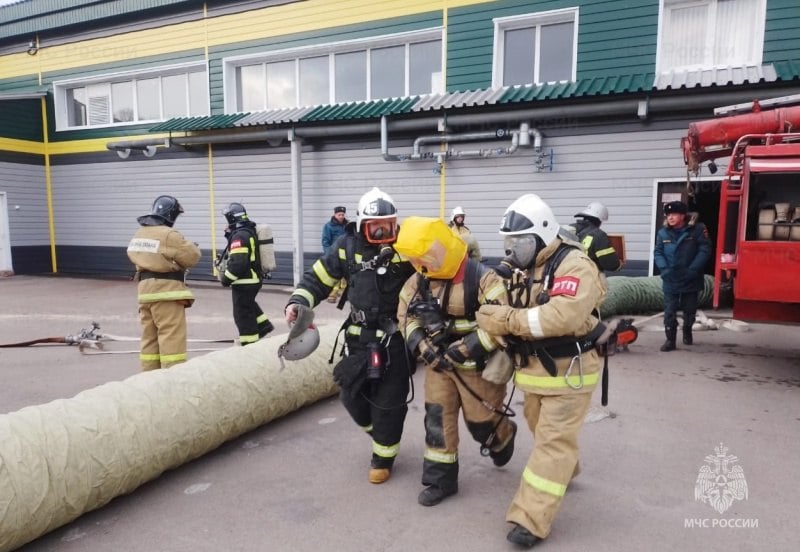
[682,326,693,345]
[368,468,391,484]
[417,483,458,506]
[490,420,517,467]
[660,328,677,352]
[507,524,541,548]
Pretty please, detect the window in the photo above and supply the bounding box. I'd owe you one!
[225,29,443,112]
[493,8,578,87]
[55,64,209,130]
[658,0,766,72]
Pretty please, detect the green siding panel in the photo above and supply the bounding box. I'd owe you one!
[447,0,658,91]
[0,98,43,141]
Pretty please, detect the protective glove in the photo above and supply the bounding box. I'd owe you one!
[476,304,530,337]
[418,338,451,372]
[288,304,315,339]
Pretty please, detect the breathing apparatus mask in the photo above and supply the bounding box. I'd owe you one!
[501,234,544,271]
[362,218,398,244]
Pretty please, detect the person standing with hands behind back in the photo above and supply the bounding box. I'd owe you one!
[220,202,274,346]
[654,200,711,352]
[127,195,200,371]
[322,205,348,303]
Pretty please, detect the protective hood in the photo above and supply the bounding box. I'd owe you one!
[394,216,467,279]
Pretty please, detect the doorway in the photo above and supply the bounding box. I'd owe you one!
[653,178,721,276]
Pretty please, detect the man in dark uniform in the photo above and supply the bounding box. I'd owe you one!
[284,187,415,484]
[220,202,273,346]
[654,200,711,351]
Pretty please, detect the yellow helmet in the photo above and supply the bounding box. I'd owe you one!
[394,216,468,279]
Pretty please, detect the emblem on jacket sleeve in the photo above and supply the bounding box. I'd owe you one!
[550,276,580,297]
[694,443,748,514]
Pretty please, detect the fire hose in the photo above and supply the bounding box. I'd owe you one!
[0,321,233,354]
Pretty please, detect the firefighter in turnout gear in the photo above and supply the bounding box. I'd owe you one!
[475,194,606,548]
[220,202,274,346]
[572,202,623,274]
[284,187,415,484]
[127,195,201,371]
[395,216,516,507]
[449,206,482,261]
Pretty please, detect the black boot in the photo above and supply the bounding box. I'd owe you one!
[490,420,517,467]
[417,483,458,506]
[660,328,677,352]
[682,327,693,345]
[507,524,541,548]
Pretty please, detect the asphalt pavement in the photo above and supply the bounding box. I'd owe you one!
[1,275,799,552]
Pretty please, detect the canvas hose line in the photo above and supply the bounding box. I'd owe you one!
[0,325,340,552]
[599,275,714,319]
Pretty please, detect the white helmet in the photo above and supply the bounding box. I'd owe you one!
[499,194,560,246]
[277,325,320,362]
[450,206,465,222]
[356,187,398,243]
[575,201,609,222]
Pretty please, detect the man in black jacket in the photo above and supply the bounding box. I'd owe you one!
[572,202,623,274]
[220,202,273,345]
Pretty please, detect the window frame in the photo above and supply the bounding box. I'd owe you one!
[222,28,444,113]
[492,7,579,88]
[656,0,767,73]
[53,61,209,131]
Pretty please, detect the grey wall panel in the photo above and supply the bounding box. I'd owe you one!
[41,121,694,281]
[49,156,212,256]
[0,161,48,246]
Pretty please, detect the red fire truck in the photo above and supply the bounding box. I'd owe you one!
[681,96,800,323]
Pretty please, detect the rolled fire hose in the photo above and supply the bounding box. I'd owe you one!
[599,275,714,319]
[0,324,340,552]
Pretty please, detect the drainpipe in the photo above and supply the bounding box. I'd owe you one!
[289,129,304,286]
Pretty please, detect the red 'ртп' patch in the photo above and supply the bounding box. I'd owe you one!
[230,239,243,249]
[550,276,580,296]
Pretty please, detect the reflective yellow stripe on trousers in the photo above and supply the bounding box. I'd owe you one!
[522,467,567,497]
[515,371,599,389]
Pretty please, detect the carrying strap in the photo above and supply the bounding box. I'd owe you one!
[462,258,484,320]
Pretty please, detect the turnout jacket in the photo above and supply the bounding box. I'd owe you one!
[127,224,201,305]
[288,225,415,324]
[478,238,606,396]
[654,221,711,294]
[222,221,261,286]
[573,219,622,273]
[397,259,506,371]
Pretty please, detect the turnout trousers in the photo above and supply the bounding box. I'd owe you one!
[506,391,593,539]
[422,367,515,491]
[231,282,270,345]
[340,334,410,469]
[139,300,188,371]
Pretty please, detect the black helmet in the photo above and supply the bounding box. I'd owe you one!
[223,202,248,225]
[140,195,183,226]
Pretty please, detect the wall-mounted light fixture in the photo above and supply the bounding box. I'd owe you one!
[26,41,38,56]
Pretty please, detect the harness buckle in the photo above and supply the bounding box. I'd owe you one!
[349,310,367,324]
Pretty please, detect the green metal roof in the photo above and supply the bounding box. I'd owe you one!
[301,97,419,122]
[498,74,654,104]
[149,113,250,132]
[772,59,800,81]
